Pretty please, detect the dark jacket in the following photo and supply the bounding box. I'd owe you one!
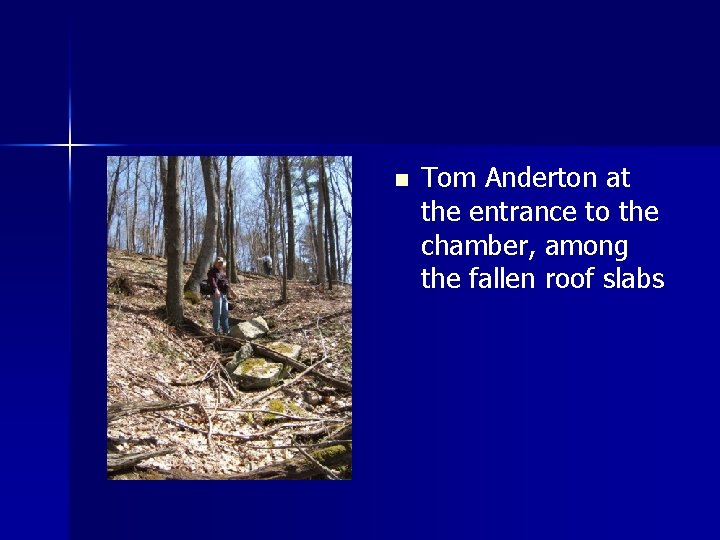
[207,266,229,294]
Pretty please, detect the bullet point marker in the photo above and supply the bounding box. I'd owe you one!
[396,173,409,187]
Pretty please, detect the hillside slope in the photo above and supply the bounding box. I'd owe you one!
[107,250,352,479]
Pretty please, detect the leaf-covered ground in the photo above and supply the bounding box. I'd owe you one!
[107,250,352,479]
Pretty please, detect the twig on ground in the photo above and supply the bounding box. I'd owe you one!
[170,365,215,386]
[198,402,214,450]
[107,447,177,472]
[214,407,345,423]
[292,439,340,480]
[160,416,326,442]
[249,439,352,450]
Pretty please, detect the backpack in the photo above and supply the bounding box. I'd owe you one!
[199,280,214,296]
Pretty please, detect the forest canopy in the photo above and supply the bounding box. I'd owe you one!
[107,156,352,284]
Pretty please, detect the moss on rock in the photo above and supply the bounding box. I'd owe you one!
[183,290,201,304]
[263,399,286,423]
[313,445,347,465]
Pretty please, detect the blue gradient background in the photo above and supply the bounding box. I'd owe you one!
[1,4,719,540]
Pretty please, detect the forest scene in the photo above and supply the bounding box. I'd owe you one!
[106,156,352,479]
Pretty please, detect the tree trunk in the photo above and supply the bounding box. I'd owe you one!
[182,157,188,264]
[324,224,331,290]
[261,157,276,274]
[278,160,288,303]
[125,157,132,253]
[163,157,184,325]
[157,157,167,258]
[160,160,167,258]
[225,156,237,282]
[343,222,351,282]
[185,156,218,292]
[114,219,121,250]
[282,156,295,279]
[189,158,196,260]
[342,156,352,199]
[301,161,318,274]
[333,190,342,281]
[273,159,282,275]
[130,156,140,252]
[213,157,225,258]
[107,157,122,246]
[322,157,337,288]
[316,156,327,288]
[331,159,352,224]
[149,158,159,255]
[326,164,345,280]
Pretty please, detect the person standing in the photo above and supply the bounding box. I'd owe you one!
[208,257,230,334]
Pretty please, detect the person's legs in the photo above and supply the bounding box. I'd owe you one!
[221,294,230,334]
[212,295,221,333]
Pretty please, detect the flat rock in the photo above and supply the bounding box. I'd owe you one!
[224,344,255,375]
[231,357,285,389]
[236,343,254,360]
[229,317,269,340]
[265,341,302,361]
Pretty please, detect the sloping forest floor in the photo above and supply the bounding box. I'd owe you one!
[107,249,352,479]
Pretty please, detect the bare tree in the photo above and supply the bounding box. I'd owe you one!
[341,155,352,200]
[278,159,288,303]
[331,178,342,281]
[185,156,218,292]
[188,157,197,260]
[156,157,167,257]
[322,157,337,288]
[282,156,295,279]
[301,158,318,274]
[316,156,327,287]
[130,156,140,252]
[182,157,188,263]
[125,157,133,253]
[260,156,276,273]
[163,157,184,325]
[225,156,238,282]
[329,157,352,280]
[107,157,125,246]
[148,157,162,255]
[213,157,225,258]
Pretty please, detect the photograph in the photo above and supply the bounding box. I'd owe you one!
[106,156,352,479]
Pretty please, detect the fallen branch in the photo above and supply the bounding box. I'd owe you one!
[139,444,350,480]
[293,441,340,480]
[293,423,350,439]
[271,309,352,336]
[215,407,345,423]
[252,342,351,393]
[160,415,206,435]
[170,366,215,386]
[107,447,176,473]
[250,439,352,450]
[108,400,200,423]
[198,402,214,450]
[160,418,326,442]
[107,435,158,453]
